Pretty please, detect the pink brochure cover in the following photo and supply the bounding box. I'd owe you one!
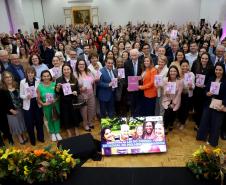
[210,82,220,95]
[155,75,163,86]
[184,73,193,85]
[62,83,72,96]
[26,86,36,98]
[118,68,125,78]
[196,74,205,86]
[128,76,139,91]
[166,82,176,95]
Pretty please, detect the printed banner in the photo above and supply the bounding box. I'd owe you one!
[101,116,167,155]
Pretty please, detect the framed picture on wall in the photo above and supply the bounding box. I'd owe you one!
[72,7,91,24]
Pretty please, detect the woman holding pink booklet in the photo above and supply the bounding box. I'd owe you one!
[162,65,183,134]
[191,52,214,130]
[197,62,226,147]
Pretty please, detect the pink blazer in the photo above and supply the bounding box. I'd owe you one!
[161,78,183,111]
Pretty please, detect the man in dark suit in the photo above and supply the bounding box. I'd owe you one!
[0,50,11,75]
[139,43,158,66]
[124,49,143,117]
[79,44,91,66]
[6,54,25,83]
[210,45,225,65]
[98,58,117,118]
[43,39,55,68]
[99,45,108,67]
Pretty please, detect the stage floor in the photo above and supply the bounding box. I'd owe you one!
[8,118,226,167]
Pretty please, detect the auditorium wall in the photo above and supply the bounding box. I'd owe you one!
[0,0,11,32]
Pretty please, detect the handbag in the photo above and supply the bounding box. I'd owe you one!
[52,103,59,121]
[72,94,87,109]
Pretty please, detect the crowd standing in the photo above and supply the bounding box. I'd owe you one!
[0,20,226,147]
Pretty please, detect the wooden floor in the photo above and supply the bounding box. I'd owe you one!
[6,117,226,167]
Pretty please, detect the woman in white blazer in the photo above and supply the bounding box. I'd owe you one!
[20,66,44,145]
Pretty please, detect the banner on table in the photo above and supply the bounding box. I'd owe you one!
[101,116,167,155]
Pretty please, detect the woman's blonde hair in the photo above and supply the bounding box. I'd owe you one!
[0,71,18,90]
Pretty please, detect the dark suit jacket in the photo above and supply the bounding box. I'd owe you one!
[98,67,117,102]
[6,64,25,83]
[44,47,55,68]
[99,53,106,66]
[138,54,158,66]
[0,60,10,73]
[124,58,143,87]
[210,55,224,65]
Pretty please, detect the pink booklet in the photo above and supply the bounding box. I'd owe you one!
[166,82,176,95]
[52,67,61,78]
[154,75,163,86]
[46,93,54,103]
[26,86,36,98]
[184,73,193,85]
[128,76,139,91]
[62,83,72,96]
[196,74,205,86]
[210,82,220,95]
[112,78,118,88]
[118,68,125,78]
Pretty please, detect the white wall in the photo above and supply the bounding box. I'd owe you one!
[0,0,10,32]
[42,0,201,26]
[22,0,44,32]
[200,0,226,25]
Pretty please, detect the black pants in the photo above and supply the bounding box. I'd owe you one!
[128,91,142,117]
[0,114,13,144]
[163,107,177,129]
[23,99,44,145]
[178,94,190,125]
[197,107,224,147]
[221,113,226,134]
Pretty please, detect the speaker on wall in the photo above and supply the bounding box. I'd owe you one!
[33,22,39,29]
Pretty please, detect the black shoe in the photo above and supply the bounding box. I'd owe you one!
[89,125,94,129]
[38,139,45,143]
[194,125,199,131]
[220,133,226,140]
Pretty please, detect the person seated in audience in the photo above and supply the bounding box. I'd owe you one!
[55,51,65,65]
[0,50,10,79]
[197,62,226,147]
[6,54,25,83]
[20,66,44,146]
[37,70,62,142]
[29,54,48,79]
[1,71,27,144]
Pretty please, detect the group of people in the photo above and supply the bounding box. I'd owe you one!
[0,20,226,147]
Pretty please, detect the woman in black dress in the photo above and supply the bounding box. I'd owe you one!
[55,63,81,137]
[191,52,214,130]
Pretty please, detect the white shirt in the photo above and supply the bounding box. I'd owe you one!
[185,52,198,68]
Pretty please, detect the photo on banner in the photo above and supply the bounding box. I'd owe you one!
[101,116,167,155]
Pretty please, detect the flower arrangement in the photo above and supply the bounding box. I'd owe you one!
[0,146,79,184]
[186,145,226,184]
